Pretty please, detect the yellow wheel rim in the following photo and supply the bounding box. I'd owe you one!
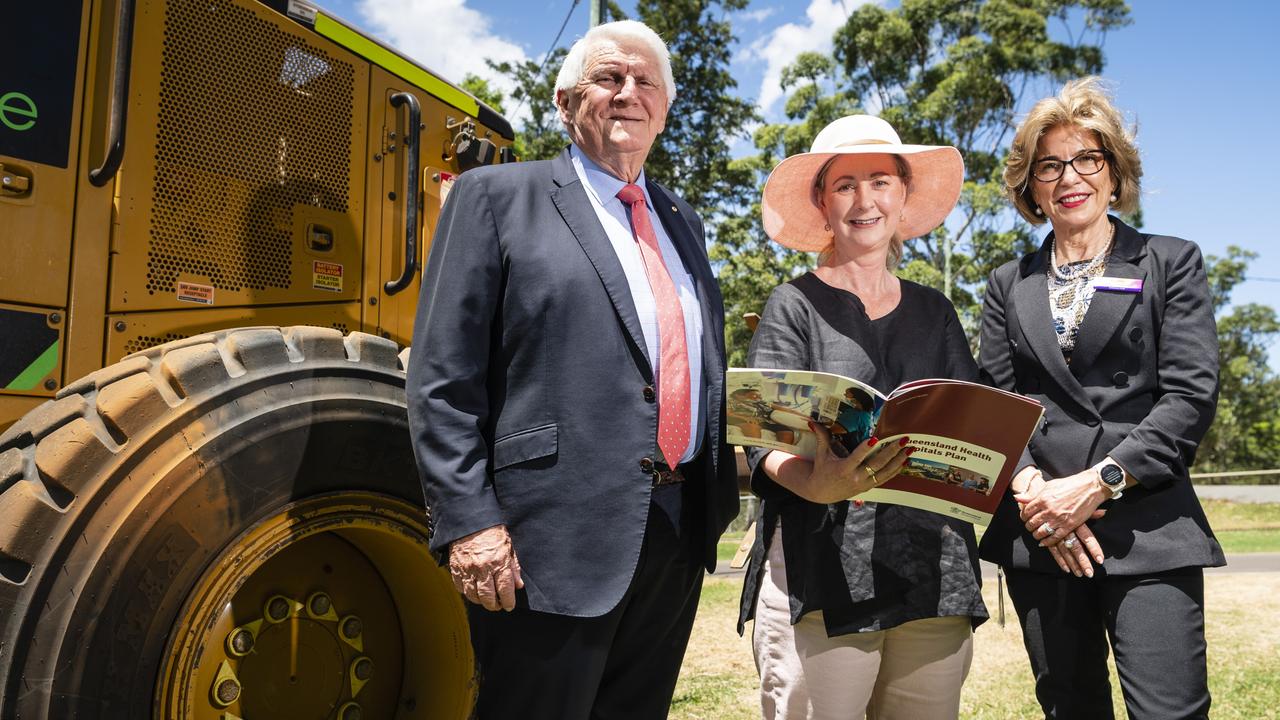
[157,493,474,719]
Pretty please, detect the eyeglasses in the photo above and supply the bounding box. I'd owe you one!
[1031,150,1109,183]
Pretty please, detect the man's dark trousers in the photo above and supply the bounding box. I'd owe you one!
[467,482,703,720]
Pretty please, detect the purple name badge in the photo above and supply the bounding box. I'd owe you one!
[1090,277,1144,293]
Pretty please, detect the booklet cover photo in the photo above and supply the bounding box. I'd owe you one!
[727,369,1044,524]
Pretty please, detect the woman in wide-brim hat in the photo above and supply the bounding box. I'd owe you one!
[736,114,986,719]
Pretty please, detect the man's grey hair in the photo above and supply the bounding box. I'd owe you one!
[554,20,677,109]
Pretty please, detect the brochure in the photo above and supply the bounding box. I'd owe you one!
[727,368,1044,524]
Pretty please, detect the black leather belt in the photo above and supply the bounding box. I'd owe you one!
[652,462,685,486]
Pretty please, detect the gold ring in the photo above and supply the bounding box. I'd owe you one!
[864,465,878,484]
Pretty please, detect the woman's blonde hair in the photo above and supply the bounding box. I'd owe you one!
[1004,77,1142,224]
[813,155,913,268]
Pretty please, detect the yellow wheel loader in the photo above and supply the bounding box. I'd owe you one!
[0,1,514,716]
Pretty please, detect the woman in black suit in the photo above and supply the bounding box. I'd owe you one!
[978,77,1224,720]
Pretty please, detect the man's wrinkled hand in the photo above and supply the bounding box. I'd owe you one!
[449,524,523,611]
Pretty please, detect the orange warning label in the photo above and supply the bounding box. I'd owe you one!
[176,281,215,305]
[313,260,343,292]
[439,172,456,208]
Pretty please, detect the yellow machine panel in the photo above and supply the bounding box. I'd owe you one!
[108,0,369,312]
[104,302,362,363]
[0,1,93,308]
[2,0,519,716]
[362,66,509,345]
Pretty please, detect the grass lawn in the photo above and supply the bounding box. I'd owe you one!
[1201,498,1280,553]
[686,498,1280,718]
[673,573,1280,719]
[718,532,747,563]
[724,498,1280,559]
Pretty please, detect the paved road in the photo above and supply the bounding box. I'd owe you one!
[711,550,1280,579]
[714,487,1279,579]
[1194,485,1280,503]
[978,554,1280,578]
[1206,553,1280,573]
[712,553,1280,580]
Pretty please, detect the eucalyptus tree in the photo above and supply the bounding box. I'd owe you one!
[715,0,1132,361]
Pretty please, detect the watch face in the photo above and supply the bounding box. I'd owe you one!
[1100,464,1125,487]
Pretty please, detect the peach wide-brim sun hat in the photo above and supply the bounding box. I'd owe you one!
[761,114,965,252]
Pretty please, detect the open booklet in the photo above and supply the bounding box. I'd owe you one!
[727,368,1044,525]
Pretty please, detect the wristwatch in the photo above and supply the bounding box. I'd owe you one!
[1097,463,1126,500]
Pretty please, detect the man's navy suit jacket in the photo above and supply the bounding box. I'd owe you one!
[407,148,739,617]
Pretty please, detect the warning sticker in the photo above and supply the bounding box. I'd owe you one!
[286,0,318,24]
[313,260,343,292]
[438,172,456,209]
[176,281,215,305]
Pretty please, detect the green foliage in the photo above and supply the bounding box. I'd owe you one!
[1197,247,1280,472]
[715,0,1131,361]
[485,48,570,161]
[635,0,760,228]
[460,73,505,114]
[486,0,759,241]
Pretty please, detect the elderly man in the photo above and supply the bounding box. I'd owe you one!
[407,19,739,719]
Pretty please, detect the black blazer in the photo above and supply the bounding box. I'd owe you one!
[406,149,739,616]
[977,217,1225,574]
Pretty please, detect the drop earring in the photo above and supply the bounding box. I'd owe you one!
[824,223,831,232]
[1034,206,1044,217]
[1110,193,1118,203]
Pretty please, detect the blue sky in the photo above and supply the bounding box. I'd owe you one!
[323,0,1279,355]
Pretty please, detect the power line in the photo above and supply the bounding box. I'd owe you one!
[511,0,582,120]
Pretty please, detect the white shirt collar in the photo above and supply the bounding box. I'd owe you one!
[569,144,650,208]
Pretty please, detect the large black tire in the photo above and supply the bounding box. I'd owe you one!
[0,326,472,719]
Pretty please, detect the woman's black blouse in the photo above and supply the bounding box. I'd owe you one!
[736,272,988,637]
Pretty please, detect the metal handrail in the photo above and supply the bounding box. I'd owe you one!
[383,92,421,295]
[89,0,137,186]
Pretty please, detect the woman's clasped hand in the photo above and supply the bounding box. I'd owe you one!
[1014,468,1106,576]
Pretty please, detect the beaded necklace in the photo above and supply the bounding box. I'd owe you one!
[1047,222,1115,354]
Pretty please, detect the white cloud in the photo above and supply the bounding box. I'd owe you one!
[747,0,876,114]
[357,0,529,118]
[736,7,778,24]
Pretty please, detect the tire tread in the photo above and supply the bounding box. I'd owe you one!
[0,326,406,626]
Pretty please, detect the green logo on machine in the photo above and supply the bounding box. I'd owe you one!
[0,92,38,132]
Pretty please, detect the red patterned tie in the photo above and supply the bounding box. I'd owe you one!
[617,183,691,466]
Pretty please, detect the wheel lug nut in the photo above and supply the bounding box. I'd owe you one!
[341,616,362,639]
[265,595,291,623]
[353,656,373,680]
[308,592,332,616]
[339,702,363,720]
[227,627,254,657]
[214,678,241,707]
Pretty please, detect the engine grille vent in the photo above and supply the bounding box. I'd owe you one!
[147,0,356,295]
[124,333,187,356]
